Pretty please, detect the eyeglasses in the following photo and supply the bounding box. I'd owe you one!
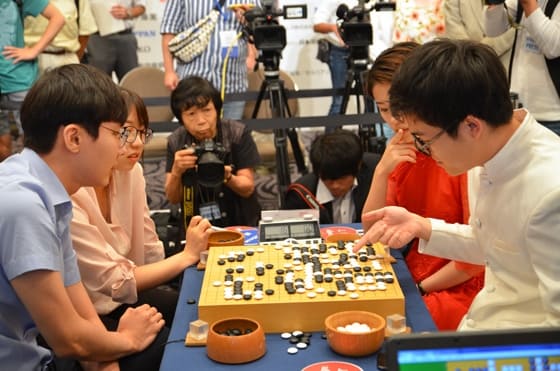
[121,126,153,145]
[411,128,445,156]
[100,125,128,147]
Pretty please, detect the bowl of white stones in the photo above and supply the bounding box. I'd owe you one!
[324,310,386,357]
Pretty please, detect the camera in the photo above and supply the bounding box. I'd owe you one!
[336,1,396,57]
[185,139,226,188]
[244,0,307,69]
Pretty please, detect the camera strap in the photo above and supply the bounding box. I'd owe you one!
[507,1,523,88]
[182,184,195,232]
[287,183,325,210]
[544,0,560,98]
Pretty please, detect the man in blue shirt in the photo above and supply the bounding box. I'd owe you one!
[0,64,165,370]
[0,0,64,161]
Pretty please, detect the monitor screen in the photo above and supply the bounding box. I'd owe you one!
[386,328,560,371]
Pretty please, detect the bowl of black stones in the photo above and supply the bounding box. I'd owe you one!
[206,317,266,364]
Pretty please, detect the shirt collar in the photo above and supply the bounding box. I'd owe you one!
[316,177,358,204]
[20,148,71,207]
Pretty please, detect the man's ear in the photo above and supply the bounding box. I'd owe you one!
[63,124,82,153]
[463,115,482,138]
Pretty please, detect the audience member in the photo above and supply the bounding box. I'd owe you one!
[86,0,145,81]
[363,41,484,330]
[160,1,259,120]
[312,0,353,117]
[444,0,515,70]
[393,0,445,43]
[24,0,97,75]
[284,129,379,225]
[484,0,560,132]
[0,64,165,371]
[355,39,560,330]
[165,76,261,235]
[71,88,212,333]
[0,0,64,162]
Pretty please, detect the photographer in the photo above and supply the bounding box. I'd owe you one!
[165,76,261,230]
[484,0,560,133]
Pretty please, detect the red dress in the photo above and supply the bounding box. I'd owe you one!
[387,152,484,330]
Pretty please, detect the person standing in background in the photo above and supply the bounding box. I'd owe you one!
[444,0,514,71]
[24,0,97,75]
[484,0,560,134]
[86,0,145,81]
[313,0,356,118]
[0,0,64,162]
[160,0,259,120]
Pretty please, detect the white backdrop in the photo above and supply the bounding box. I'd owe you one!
[133,0,395,116]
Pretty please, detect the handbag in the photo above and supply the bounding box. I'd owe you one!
[316,38,331,63]
[168,0,225,63]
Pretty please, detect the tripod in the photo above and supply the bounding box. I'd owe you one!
[252,64,308,207]
[339,50,387,154]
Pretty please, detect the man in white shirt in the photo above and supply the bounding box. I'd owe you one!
[354,39,560,330]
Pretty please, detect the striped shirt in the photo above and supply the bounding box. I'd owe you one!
[161,0,259,93]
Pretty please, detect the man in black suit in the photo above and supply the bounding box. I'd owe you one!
[284,130,379,224]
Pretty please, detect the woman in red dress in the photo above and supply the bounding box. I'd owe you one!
[364,42,484,330]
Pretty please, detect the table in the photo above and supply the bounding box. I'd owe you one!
[160,248,437,370]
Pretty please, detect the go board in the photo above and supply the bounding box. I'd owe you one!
[198,241,405,333]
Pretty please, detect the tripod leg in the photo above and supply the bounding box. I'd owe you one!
[277,80,308,176]
[251,80,268,119]
[266,80,292,207]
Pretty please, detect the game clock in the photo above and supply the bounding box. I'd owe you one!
[258,219,321,243]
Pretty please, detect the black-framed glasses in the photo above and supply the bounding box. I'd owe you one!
[122,126,153,145]
[411,128,445,156]
[100,125,128,147]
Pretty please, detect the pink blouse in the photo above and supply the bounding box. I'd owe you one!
[71,164,164,314]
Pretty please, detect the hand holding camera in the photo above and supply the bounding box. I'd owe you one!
[171,146,197,178]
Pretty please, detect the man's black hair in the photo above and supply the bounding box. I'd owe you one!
[389,39,513,136]
[21,64,128,154]
[310,129,363,180]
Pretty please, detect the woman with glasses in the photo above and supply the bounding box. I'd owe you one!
[362,42,484,331]
[69,88,212,346]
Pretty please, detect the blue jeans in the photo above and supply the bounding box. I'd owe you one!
[327,45,350,116]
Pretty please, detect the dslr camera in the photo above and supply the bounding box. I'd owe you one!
[185,139,226,188]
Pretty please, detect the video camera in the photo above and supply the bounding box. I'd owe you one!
[336,0,396,61]
[184,139,227,188]
[244,0,307,69]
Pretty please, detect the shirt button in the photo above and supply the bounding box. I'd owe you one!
[466,318,476,327]
[475,219,482,228]
[486,285,495,293]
